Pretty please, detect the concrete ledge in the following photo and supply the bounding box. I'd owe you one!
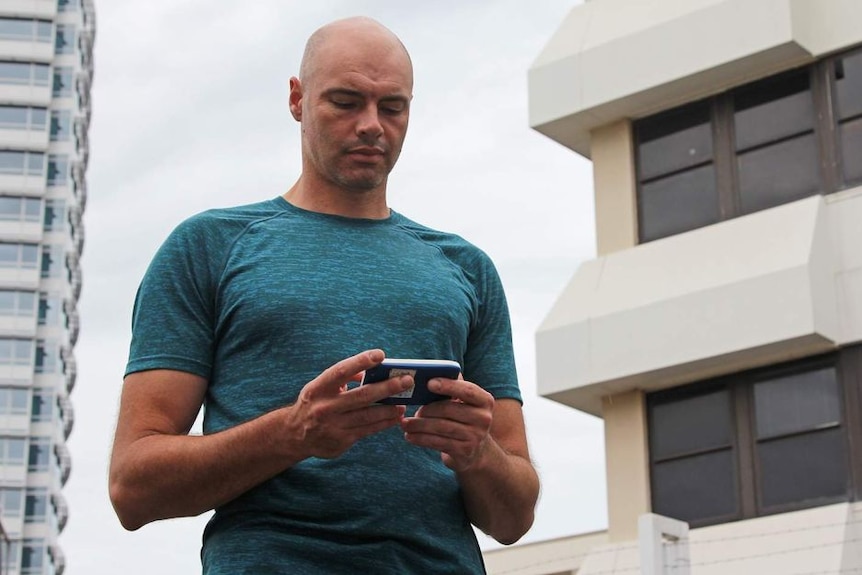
[484,530,609,575]
[529,0,862,157]
[537,195,841,416]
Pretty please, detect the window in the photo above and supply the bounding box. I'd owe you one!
[0,338,32,366]
[37,293,62,325]
[34,340,58,374]
[30,388,51,422]
[20,538,44,574]
[0,197,41,222]
[0,437,26,465]
[27,438,50,471]
[0,61,49,86]
[836,49,862,185]
[0,290,36,317]
[0,151,45,176]
[49,110,71,141]
[54,24,75,55]
[24,488,47,523]
[40,245,63,277]
[47,154,68,186]
[0,387,28,415]
[753,368,847,508]
[636,102,719,241]
[0,106,47,131]
[42,199,65,231]
[57,0,78,11]
[650,386,737,524]
[0,487,23,517]
[648,348,862,527]
[52,66,73,97]
[635,46,862,242]
[0,18,52,43]
[0,243,39,269]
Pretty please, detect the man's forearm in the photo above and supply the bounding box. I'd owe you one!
[110,353,412,531]
[110,406,305,530]
[456,437,540,545]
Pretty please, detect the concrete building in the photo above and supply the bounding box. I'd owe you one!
[0,0,94,573]
[485,0,862,573]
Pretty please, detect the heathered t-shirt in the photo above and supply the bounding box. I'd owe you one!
[126,197,522,574]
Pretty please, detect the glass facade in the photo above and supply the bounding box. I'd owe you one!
[0,1,95,574]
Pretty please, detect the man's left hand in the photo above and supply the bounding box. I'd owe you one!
[399,377,495,472]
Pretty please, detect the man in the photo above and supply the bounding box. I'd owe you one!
[109,16,539,574]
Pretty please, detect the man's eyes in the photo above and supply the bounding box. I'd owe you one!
[331,99,358,109]
[380,102,406,114]
[329,98,406,114]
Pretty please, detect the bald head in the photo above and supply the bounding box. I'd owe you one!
[299,17,413,89]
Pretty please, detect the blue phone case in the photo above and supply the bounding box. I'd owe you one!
[360,359,462,405]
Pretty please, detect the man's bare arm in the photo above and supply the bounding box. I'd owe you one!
[109,350,412,530]
[401,382,540,545]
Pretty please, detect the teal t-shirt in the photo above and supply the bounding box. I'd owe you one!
[126,197,522,574]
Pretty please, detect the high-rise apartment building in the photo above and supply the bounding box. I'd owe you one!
[485,0,862,573]
[0,0,94,573]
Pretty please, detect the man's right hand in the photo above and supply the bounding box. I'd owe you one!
[109,349,410,530]
[285,349,412,459]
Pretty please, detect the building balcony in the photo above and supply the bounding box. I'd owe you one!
[0,0,57,20]
[58,391,73,439]
[484,530,608,575]
[0,220,42,244]
[537,189,862,415]
[0,39,53,64]
[0,173,46,196]
[491,502,862,575]
[528,0,862,157]
[0,266,39,290]
[0,84,50,107]
[0,412,30,435]
[0,127,49,152]
[0,314,36,338]
[60,345,75,393]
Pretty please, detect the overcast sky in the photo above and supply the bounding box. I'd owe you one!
[63,1,605,572]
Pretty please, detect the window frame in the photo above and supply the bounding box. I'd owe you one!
[647,346,862,528]
[634,46,862,243]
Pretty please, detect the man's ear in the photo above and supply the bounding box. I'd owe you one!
[288,77,302,121]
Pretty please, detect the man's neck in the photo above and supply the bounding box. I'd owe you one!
[283,176,390,220]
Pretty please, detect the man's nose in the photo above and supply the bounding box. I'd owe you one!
[356,104,384,139]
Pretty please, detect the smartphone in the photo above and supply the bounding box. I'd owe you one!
[360,358,462,405]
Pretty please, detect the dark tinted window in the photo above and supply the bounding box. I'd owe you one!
[841,117,862,184]
[753,366,848,509]
[638,102,712,180]
[835,50,862,121]
[758,428,848,508]
[639,165,719,242]
[651,388,731,459]
[634,48,861,244]
[649,386,737,525]
[734,69,813,151]
[652,450,737,523]
[753,367,840,439]
[649,350,861,527]
[737,134,820,213]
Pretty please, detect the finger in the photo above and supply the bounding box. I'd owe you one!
[400,413,473,441]
[342,404,406,431]
[307,349,385,399]
[427,378,494,408]
[342,374,415,408]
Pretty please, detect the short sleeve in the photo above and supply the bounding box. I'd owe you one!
[125,216,221,379]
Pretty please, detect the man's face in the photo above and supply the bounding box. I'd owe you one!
[291,34,413,193]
